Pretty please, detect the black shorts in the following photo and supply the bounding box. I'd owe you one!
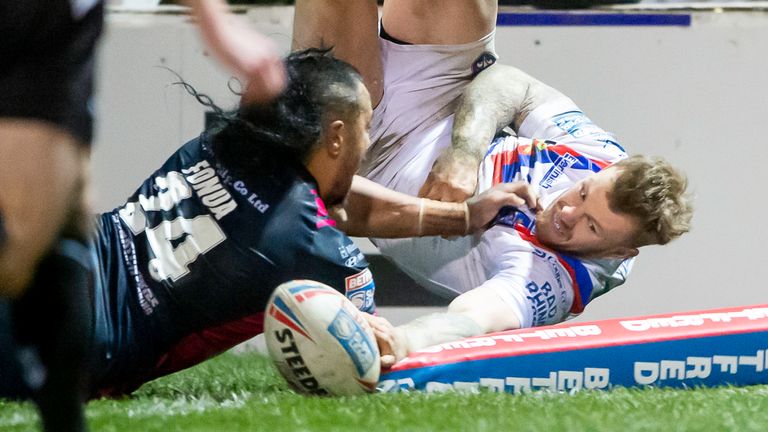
[0,0,104,146]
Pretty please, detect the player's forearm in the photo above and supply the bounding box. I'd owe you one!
[453,64,560,146]
[394,313,484,357]
[187,0,227,44]
[337,176,470,238]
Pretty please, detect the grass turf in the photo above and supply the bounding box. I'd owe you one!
[2,352,768,431]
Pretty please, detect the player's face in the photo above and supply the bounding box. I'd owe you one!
[325,83,373,206]
[535,167,640,260]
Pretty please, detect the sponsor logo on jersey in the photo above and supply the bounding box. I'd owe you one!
[539,152,578,190]
[545,255,571,313]
[493,206,534,230]
[231,180,270,213]
[471,51,497,77]
[515,225,592,314]
[526,280,559,327]
[338,243,359,260]
[273,328,328,395]
[181,160,237,220]
[551,111,605,139]
[345,268,375,311]
[327,308,377,376]
[111,213,159,315]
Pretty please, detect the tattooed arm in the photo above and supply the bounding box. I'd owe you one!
[367,284,523,367]
[419,64,564,201]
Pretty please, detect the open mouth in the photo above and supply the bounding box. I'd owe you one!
[552,211,565,236]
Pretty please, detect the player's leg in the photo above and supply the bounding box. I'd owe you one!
[0,137,93,431]
[292,0,383,106]
[0,301,34,400]
[13,235,94,432]
[0,121,89,299]
[0,0,102,299]
[0,2,100,430]
[381,0,497,45]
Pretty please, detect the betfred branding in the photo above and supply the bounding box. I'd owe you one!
[273,328,328,395]
[345,268,375,312]
[346,269,373,291]
[380,304,768,394]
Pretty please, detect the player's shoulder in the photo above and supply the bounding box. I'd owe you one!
[481,226,577,325]
[268,171,335,230]
[482,225,592,295]
[518,98,626,160]
[480,225,564,275]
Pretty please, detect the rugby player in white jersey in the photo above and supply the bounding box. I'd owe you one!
[293,0,694,365]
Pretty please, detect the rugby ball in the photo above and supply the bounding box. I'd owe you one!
[264,280,381,396]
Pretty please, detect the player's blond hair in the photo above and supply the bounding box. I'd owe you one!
[609,155,693,247]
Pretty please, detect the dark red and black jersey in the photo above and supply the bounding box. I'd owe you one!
[90,132,376,395]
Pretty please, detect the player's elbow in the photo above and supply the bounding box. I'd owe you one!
[447,288,521,334]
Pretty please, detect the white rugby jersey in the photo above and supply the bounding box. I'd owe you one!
[373,97,634,327]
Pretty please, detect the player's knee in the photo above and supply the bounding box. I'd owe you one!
[0,166,91,300]
[0,225,61,299]
[0,250,39,300]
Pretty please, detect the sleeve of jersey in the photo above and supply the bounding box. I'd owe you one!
[479,247,575,329]
[300,227,377,315]
[517,96,628,164]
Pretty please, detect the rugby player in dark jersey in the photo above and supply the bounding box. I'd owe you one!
[88,48,374,395]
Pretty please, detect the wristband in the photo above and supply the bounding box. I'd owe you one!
[418,198,426,236]
[463,201,470,235]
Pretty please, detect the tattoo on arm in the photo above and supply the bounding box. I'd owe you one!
[398,312,483,354]
[453,64,563,153]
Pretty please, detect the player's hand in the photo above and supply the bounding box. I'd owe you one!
[216,25,286,105]
[237,33,287,105]
[193,1,286,105]
[418,150,481,202]
[466,181,540,232]
[362,313,407,369]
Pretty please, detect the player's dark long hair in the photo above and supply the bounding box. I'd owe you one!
[180,48,364,176]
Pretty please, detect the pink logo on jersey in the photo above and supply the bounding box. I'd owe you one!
[311,189,337,229]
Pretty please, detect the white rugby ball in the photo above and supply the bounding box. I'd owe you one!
[264,280,380,396]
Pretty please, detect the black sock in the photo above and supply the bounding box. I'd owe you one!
[13,239,94,432]
[0,300,33,399]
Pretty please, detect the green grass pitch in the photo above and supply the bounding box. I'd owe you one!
[3,351,768,431]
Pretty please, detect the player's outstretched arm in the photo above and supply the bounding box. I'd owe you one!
[374,286,522,367]
[189,0,286,105]
[336,175,538,238]
[420,64,565,202]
